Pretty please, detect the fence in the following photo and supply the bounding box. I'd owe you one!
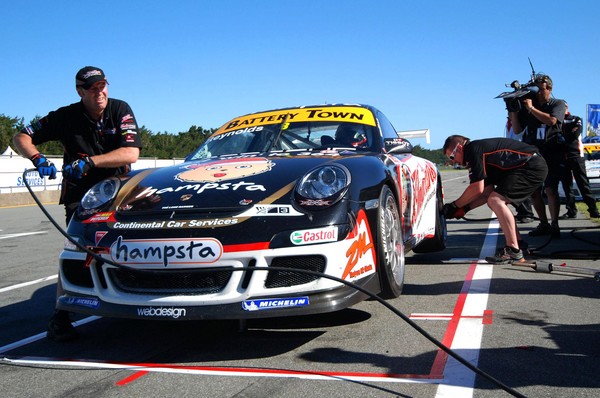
[0,153,184,195]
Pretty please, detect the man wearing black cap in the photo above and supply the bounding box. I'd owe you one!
[12,66,143,341]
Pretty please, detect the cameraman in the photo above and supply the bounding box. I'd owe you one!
[559,103,600,218]
[507,74,566,238]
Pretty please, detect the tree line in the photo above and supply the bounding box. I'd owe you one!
[1,113,446,164]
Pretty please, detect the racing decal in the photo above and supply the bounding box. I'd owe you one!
[242,297,309,311]
[60,296,100,309]
[341,209,376,281]
[298,199,332,206]
[408,162,437,231]
[290,226,338,245]
[238,204,303,217]
[109,237,222,267]
[110,218,239,229]
[133,180,266,200]
[83,212,117,224]
[137,307,187,319]
[176,157,275,183]
[95,231,108,245]
[216,106,377,135]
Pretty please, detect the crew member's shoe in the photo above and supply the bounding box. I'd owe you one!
[589,210,600,218]
[47,310,79,342]
[528,222,552,236]
[559,212,577,219]
[528,222,560,238]
[485,246,526,264]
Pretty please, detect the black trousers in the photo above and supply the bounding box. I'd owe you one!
[560,156,598,213]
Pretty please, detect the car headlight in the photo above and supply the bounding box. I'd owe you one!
[80,178,120,210]
[295,165,350,207]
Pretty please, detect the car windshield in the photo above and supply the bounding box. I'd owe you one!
[187,121,378,160]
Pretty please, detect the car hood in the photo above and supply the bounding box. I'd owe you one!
[113,152,355,215]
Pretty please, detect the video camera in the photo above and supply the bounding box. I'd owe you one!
[495,58,540,112]
[496,81,539,112]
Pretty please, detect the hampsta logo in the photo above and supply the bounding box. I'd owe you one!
[110,236,222,267]
[137,306,187,319]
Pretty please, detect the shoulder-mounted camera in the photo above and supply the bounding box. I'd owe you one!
[496,80,539,112]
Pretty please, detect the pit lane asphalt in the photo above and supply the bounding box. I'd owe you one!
[0,169,598,397]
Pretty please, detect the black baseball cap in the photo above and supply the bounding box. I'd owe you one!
[75,66,108,89]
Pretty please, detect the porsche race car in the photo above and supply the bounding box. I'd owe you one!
[58,104,446,320]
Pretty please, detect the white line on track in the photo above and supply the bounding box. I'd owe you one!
[0,231,47,240]
[435,219,499,398]
[0,275,58,293]
[0,316,100,354]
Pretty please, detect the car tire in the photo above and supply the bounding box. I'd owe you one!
[413,177,447,253]
[377,185,405,299]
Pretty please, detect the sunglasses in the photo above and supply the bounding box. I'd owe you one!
[448,143,460,160]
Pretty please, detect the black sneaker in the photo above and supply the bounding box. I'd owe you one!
[589,210,600,218]
[559,212,577,219]
[485,246,526,264]
[47,311,79,342]
[528,222,552,237]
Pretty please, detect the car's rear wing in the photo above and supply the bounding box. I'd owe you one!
[396,129,430,144]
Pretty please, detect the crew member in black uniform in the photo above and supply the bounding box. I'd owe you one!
[508,74,566,238]
[559,103,600,218]
[442,135,547,264]
[12,66,143,341]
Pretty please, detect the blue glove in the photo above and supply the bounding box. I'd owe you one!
[30,153,57,180]
[63,156,95,180]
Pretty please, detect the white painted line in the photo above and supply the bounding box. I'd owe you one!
[0,231,47,240]
[435,219,499,398]
[0,356,440,384]
[0,316,100,354]
[0,275,57,293]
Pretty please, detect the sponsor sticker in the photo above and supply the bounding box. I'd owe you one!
[110,236,222,267]
[216,106,376,135]
[61,296,100,309]
[242,297,309,311]
[342,209,377,280]
[238,204,303,217]
[290,226,338,245]
[137,306,187,319]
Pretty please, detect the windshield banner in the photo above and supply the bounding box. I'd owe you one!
[217,106,376,134]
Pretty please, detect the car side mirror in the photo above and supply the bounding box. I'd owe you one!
[384,138,413,154]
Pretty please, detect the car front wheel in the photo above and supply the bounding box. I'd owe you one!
[377,185,405,299]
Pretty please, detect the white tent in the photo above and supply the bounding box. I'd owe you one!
[1,146,18,157]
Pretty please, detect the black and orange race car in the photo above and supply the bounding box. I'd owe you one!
[58,104,446,320]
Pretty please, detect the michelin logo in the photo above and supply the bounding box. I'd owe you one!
[63,296,100,309]
[242,297,309,311]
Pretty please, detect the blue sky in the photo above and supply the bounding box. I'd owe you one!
[2,0,599,149]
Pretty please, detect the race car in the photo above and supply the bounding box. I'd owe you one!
[58,104,446,320]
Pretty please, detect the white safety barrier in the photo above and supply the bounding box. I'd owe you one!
[0,152,184,194]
